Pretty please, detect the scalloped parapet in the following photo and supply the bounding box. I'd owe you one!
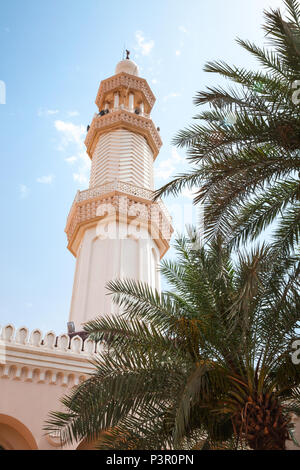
[0,324,100,387]
[0,324,98,354]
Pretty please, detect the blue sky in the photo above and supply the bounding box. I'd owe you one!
[0,0,284,333]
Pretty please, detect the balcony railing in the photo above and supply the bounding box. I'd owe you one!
[68,181,172,226]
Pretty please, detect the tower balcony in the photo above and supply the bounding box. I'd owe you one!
[65,181,173,259]
[85,108,162,159]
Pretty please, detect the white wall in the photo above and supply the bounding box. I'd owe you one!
[69,222,160,329]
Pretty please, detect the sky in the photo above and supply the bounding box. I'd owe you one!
[0,0,284,334]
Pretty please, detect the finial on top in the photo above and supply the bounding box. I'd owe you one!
[126,50,130,60]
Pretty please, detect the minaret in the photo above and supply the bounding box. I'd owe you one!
[65,55,173,329]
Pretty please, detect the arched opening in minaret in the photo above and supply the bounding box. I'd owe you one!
[114,92,119,109]
[151,247,159,290]
[129,93,134,111]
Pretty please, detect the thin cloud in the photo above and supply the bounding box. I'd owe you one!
[178,25,188,34]
[38,108,59,117]
[163,92,181,102]
[155,159,176,181]
[19,184,30,199]
[154,148,185,181]
[65,156,77,164]
[36,174,55,184]
[175,50,181,56]
[54,120,85,148]
[73,173,89,185]
[67,111,80,117]
[54,120,90,186]
[134,31,154,56]
[182,188,196,200]
[171,148,185,163]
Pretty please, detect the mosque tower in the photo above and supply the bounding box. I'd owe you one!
[65,54,173,330]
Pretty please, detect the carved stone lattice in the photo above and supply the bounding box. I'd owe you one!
[65,183,173,258]
[96,72,156,110]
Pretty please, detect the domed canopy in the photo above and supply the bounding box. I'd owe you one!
[115,59,139,77]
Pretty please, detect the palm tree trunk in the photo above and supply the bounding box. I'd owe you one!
[233,395,290,450]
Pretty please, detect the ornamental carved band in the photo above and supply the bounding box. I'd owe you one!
[85,109,162,159]
[0,363,87,387]
[65,188,173,258]
[96,72,156,110]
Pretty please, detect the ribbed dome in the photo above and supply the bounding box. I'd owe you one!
[115,59,139,77]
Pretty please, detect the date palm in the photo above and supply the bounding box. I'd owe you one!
[45,237,300,450]
[155,0,300,254]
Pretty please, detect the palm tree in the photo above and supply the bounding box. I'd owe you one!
[45,236,300,450]
[155,0,300,255]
